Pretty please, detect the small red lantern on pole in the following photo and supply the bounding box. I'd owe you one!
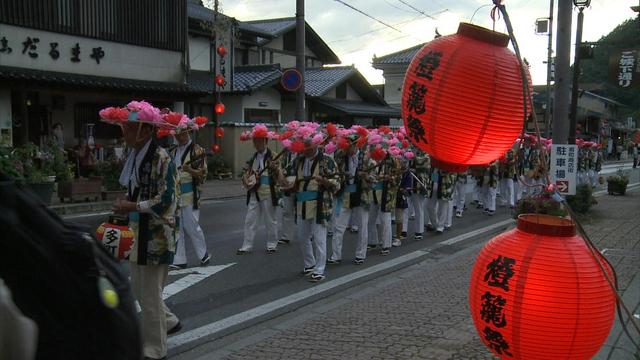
[216,45,227,57]
[211,144,221,153]
[401,23,532,171]
[215,74,226,87]
[215,127,225,138]
[215,103,225,115]
[469,214,615,359]
[96,215,134,261]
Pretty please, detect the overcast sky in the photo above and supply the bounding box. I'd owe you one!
[215,0,637,86]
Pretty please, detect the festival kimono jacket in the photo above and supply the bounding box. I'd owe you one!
[484,161,500,188]
[518,146,541,179]
[333,150,375,211]
[587,148,597,171]
[410,153,431,196]
[128,142,179,266]
[170,142,207,209]
[594,149,603,172]
[499,149,517,180]
[288,153,340,224]
[426,168,455,201]
[372,156,401,213]
[577,148,588,172]
[244,148,279,206]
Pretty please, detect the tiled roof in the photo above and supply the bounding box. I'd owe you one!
[244,17,297,37]
[372,43,425,67]
[0,66,204,94]
[233,65,282,92]
[305,66,355,97]
[314,98,400,118]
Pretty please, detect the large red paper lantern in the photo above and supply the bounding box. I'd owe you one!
[469,214,615,359]
[96,215,134,261]
[402,23,532,172]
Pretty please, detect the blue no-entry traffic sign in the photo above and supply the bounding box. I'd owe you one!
[281,68,303,92]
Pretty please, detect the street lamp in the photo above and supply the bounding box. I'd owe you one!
[568,0,590,145]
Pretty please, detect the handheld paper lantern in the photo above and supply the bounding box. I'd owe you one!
[216,45,227,57]
[402,23,532,172]
[215,103,225,115]
[469,214,615,359]
[211,144,221,153]
[96,215,134,261]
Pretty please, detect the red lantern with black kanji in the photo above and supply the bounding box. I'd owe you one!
[469,214,615,359]
[96,215,134,261]
[402,23,532,172]
[215,127,225,138]
[215,103,225,115]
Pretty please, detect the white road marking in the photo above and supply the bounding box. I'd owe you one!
[168,219,514,349]
[164,264,235,300]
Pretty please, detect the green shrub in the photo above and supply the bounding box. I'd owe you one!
[206,153,231,179]
[566,184,597,213]
[514,192,568,219]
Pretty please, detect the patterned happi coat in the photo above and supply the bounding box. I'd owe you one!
[372,155,401,213]
[499,149,517,180]
[244,147,280,206]
[484,161,500,188]
[128,143,179,266]
[410,152,431,196]
[170,142,207,209]
[333,149,375,210]
[288,152,340,224]
[426,168,455,201]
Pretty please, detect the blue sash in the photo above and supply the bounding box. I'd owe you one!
[344,183,357,193]
[372,182,384,191]
[180,182,194,193]
[128,211,139,222]
[296,191,318,202]
[260,175,270,185]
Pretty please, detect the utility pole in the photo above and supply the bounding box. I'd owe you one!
[545,0,554,139]
[295,0,306,121]
[569,2,588,145]
[552,0,573,144]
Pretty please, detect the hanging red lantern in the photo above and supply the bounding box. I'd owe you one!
[211,144,221,153]
[96,215,134,261]
[215,74,226,87]
[215,127,225,138]
[215,103,225,115]
[401,23,532,172]
[216,45,227,57]
[469,214,615,359]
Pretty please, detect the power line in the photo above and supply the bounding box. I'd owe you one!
[395,0,442,20]
[333,0,405,34]
[327,15,423,44]
[383,0,416,14]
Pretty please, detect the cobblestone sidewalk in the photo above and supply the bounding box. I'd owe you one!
[210,189,639,360]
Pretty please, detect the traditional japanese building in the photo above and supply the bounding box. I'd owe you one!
[0,0,204,148]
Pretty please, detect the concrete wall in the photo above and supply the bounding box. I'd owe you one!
[0,24,183,83]
[0,88,11,146]
[218,95,244,123]
[242,88,281,115]
[189,36,211,72]
[346,83,362,101]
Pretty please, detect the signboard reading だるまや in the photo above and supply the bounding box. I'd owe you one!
[550,144,578,195]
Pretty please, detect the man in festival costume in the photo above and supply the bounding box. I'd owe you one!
[576,140,589,185]
[393,163,413,247]
[588,142,602,188]
[426,165,455,233]
[277,147,297,245]
[452,171,468,218]
[482,160,500,216]
[326,125,374,265]
[517,135,540,196]
[238,124,280,254]
[167,115,210,270]
[498,148,517,209]
[100,101,180,360]
[409,149,431,239]
[273,122,340,282]
[367,128,402,255]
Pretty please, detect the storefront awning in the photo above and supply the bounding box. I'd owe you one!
[313,98,400,118]
[0,65,206,95]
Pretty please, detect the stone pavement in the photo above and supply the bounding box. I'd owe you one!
[178,187,640,360]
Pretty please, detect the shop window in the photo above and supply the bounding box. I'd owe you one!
[74,103,121,141]
[244,108,279,124]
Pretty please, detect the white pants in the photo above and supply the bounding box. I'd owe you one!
[278,195,296,241]
[410,193,425,234]
[483,186,497,211]
[241,196,278,251]
[588,170,598,188]
[514,178,521,202]
[499,178,514,207]
[130,263,180,359]
[453,181,466,211]
[298,217,328,275]
[473,183,483,204]
[427,197,450,231]
[348,207,360,229]
[444,200,453,228]
[331,206,368,261]
[368,206,392,249]
[173,206,207,265]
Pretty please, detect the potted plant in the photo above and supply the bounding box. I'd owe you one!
[513,192,569,220]
[607,170,629,195]
[207,153,232,180]
[94,157,126,200]
[566,184,598,213]
[11,143,56,205]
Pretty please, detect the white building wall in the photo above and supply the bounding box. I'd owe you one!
[346,84,362,101]
[189,37,211,72]
[218,96,244,123]
[0,24,184,83]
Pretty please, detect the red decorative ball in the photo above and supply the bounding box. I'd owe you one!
[215,127,225,138]
[96,216,134,261]
[469,214,615,359]
[215,74,226,87]
[402,23,532,170]
[211,144,221,153]
[215,103,225,115]
[216,45,227,57]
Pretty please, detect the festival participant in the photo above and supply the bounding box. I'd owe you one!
[483,160,500,216]
[409,149,430,239]
[498,148,517,208]
[452,171,468,218]
[237,124,280,255]
[168,115,210,270]
[327,126,374,265]
[100,101,180,360]
[518,136,540,196]
[393,164,413,247]
[277,148,297,245]
[577,140,589,185]
[273,122,340,282]
[426,165,455,233]
[588,142,602,188]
